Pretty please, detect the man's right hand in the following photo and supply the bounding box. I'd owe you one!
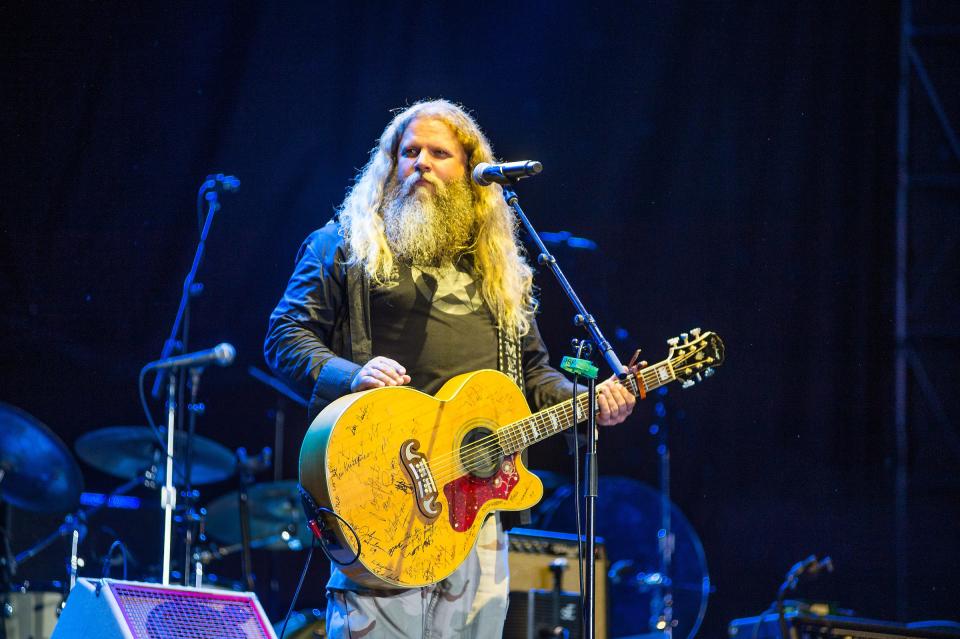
[350,356,412,391]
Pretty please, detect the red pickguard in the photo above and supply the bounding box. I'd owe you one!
[442,454,521,532]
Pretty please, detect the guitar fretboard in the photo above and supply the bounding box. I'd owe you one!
[496,359,676,455]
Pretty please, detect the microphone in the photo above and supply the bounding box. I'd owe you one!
[472,160,542,186]
[145,343,236,371]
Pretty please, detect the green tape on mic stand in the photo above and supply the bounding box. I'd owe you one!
[560,356,598,379]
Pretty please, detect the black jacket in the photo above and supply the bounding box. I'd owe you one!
[264,220,575,423]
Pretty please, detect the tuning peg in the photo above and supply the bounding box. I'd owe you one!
[704,367,715,377]
[680,332,689,344]
[695,372,703,382]
[690,327,702,338]
[681,379,696,389]
[667,337,680,347]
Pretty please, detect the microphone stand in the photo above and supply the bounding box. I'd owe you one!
[182,367,204,587]
[148,176,235,584]
[161,374,177,585]
[499,185,625,639]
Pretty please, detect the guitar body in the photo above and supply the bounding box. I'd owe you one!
[298,330,726,589]
[299,369,544,589]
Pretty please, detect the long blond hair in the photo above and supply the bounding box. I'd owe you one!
[337,99,535,335]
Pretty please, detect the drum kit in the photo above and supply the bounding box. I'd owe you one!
[0,400,317,638]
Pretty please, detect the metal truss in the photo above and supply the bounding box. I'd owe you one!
[894,0,960,620]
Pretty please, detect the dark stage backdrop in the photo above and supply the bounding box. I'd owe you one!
[2,2,957,637]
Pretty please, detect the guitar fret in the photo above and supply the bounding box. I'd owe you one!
[499,354,682,456]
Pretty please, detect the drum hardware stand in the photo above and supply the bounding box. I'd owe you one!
[499,183,625,639]
[181,366,206,588]
[650,385,678,637]
[1,500,13,587]
[236,447,272,591]
[246,363,310,610]
[12,468,149,603]
[194,529,295,567]
[186,507,208,588]
[271,402,284,482]
[247,365,309,481]
[1,501,13,639]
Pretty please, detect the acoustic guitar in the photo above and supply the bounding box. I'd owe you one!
[299,329,724,588]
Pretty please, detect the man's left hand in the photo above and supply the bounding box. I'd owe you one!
[596,375,637,426]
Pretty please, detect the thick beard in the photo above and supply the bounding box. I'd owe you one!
[382,173,476,267]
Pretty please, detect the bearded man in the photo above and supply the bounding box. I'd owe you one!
[265,100,635,638]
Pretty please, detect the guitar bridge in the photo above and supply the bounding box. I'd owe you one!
[399,439,441,520]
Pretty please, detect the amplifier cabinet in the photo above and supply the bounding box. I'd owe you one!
[507,528,607,639]
[504,590,582,639]
[2,588,64,639]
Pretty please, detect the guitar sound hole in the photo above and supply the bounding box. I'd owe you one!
[460,427,504,479]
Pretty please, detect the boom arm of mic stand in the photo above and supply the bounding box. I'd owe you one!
[150,190,220,398]
[500,184,615,639]
[500,186,625,377]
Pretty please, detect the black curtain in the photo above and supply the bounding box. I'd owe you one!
[3,2,956,635]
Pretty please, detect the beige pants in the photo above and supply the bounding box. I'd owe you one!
[325,515,509,639]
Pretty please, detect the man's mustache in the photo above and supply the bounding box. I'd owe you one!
[401,171,442,194]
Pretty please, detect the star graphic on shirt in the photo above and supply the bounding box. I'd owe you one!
[412,264,484,315]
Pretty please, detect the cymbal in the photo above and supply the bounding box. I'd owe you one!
[75,426,235,485]
[204,481,313,551]
[0,402,83,512]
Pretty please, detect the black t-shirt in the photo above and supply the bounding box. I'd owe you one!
[370,261,498,395]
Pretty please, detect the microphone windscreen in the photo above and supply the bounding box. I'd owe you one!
[215,343,237,366]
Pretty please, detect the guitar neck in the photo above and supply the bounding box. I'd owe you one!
[497,358,677,455]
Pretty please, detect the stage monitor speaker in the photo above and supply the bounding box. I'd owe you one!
[506,528,607,639]
[50,578,277,639]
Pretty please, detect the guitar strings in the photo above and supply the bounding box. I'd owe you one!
[427,374,647,482]
[429,349,706,482]
[409,352,696,483]
[427,381,611,476]
[426,386,601,482]
[430,403,581,483]
[433,369,647,481]
[350,349,703,487]
[429,366,650,483]
[431,399,592,484]
[449,348,708,480]
[427,399,581,482]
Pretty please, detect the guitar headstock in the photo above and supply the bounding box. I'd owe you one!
[665,328,725,388]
